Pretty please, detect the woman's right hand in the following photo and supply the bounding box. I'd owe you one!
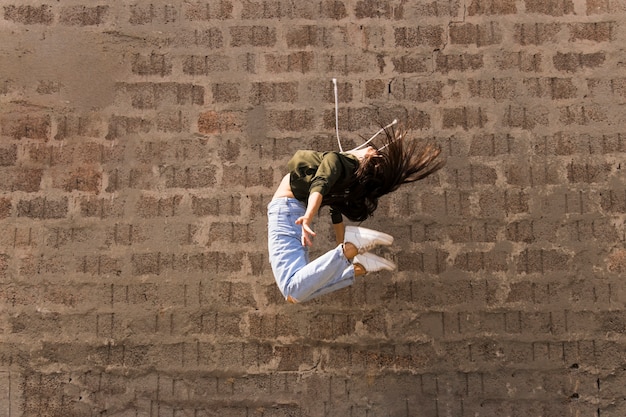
[296,191,323,247]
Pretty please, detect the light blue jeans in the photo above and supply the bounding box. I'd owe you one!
[267,198,355,303]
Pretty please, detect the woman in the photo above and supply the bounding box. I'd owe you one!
[267,124,444,303]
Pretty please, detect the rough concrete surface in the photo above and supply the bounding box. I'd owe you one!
[0,0,625,416]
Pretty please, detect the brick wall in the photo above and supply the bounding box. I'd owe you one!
[0,1,625,416]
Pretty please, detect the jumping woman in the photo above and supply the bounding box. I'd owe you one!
[267,124,444,303]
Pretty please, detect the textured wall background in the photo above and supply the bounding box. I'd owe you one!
[1,0,625,416]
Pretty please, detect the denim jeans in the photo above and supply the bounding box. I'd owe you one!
[267,198,355,303]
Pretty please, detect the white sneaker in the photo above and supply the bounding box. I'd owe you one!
[344,226,394,253]
[353,252,396,273]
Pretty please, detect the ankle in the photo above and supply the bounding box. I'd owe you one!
[343,242,358,260]
[354,263,366,277]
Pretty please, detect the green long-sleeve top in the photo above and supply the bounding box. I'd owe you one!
[288,150,359,224]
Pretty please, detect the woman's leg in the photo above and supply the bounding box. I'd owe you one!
[267,198,310,297]
[268,198,356,303]
[285,244,355,302]
[295,242,366,301]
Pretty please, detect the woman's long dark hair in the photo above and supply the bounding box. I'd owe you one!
[325,124,444,222]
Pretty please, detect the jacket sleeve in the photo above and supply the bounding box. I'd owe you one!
[309,152,342,196]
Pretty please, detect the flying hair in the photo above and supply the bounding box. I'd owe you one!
[322,123,444,222]
[325,81,445,222]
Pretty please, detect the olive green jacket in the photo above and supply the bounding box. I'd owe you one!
[287,150,359,224]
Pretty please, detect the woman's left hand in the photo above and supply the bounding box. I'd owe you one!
[295,216,316,247]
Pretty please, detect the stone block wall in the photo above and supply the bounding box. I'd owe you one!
[0,1,625,416]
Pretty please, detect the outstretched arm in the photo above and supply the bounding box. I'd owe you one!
[295,191,323,247]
